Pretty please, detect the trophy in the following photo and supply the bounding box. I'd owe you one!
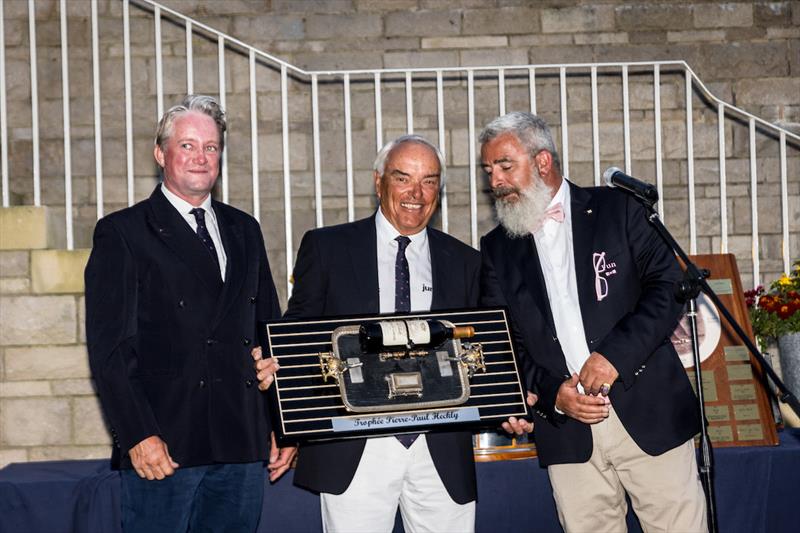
[259,308,530,442]
[317,319,486,412]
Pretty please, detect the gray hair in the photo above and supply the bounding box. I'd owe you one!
[373,134,447,188]
[478,112,562,174]
[155,94,227,152]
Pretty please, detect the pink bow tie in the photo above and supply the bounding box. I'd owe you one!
[544,203,565,224]
[533,202,565,232]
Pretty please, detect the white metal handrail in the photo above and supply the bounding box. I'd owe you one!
[0,0,797,296]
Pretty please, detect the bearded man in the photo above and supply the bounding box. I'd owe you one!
[478,111,708,533]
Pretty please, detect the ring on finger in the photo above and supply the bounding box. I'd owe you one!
[599,382,611,395]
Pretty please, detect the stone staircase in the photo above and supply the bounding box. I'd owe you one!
[0,207,110,467]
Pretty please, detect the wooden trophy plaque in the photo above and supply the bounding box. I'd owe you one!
[671,254,778,447]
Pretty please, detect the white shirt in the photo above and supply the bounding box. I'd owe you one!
[160,183,227,281]
[533,179,591,387]
[375,208,433,314]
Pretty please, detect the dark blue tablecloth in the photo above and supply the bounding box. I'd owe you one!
[2,429,798,533]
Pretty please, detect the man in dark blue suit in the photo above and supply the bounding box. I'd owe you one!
[85,95,295,532]
[479,112,707,532]
[257,135,481,532]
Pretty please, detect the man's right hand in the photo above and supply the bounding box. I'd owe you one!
[555,373,610,424]
[129,435,179,480]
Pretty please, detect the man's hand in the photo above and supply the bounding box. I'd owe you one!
[129,435,179,480]
[268,432,297,483]
[501,392,538,435]
[578,352,619,396]
[555,374,610,424]
[252,346,280,391]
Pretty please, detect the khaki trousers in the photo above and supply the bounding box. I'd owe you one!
[547,406,707,533]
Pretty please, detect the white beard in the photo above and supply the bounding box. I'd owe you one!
[493,175,554,238]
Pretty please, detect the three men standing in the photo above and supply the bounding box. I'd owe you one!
[87,94,705,532]
[85,95,294,533]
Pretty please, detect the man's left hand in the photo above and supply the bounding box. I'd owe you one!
[268,432,297,482]
[579,352,619,396]
[501,392,538,435]
[252,346,280,391]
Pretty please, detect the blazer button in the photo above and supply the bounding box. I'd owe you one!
[199,379,206,388]
[243,338,251,346]
[246,379,254,388]
[250,296,257,304]
[178,299,185,308]
[207,339,215,346]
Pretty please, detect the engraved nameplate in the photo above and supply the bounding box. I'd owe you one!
[331,407,481,433]
[724,346,750,362]
[705,405,730,422]
[730,383,756,401]
[733,404,760,421]
[707,278,733,295]
[727,364,753,381]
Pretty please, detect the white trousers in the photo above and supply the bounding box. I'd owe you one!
[320,435,475,533]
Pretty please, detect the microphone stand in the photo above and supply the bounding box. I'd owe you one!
[636,196,800,533]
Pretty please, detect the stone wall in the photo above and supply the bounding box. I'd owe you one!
[0,0,798,463]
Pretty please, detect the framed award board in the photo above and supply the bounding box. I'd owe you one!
[259,307,530,443]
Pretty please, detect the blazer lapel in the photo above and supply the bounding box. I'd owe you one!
[347,216,380,314]
[569,182,599,318]
[209,203,246,329]
[505,233,557,337]
[146,187,223,293]
[429,228,454,310]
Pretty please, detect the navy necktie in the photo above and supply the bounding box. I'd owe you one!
[394,236,411,313]
[189,207,221,274]
[393,235,418,448]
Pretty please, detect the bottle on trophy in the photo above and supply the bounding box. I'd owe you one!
[358,319,475,353]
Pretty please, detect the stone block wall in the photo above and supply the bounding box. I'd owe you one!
[0,208,105,466]
[0,0,798,463]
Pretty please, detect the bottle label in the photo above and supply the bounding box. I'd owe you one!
[406,320,431,345]
[378,321,410,347]
[377,320,431,347]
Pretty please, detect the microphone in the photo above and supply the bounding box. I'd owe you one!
[602,167,659,203]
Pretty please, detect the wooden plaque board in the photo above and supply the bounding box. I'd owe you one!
[671,254,778,447]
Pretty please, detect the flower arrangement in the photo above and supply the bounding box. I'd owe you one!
[745,260,800,351]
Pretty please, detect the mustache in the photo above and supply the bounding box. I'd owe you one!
[490,186,521,199]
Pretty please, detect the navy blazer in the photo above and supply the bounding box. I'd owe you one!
[287,214,481,504]
[480,182,700,467]
[85,186,281,469]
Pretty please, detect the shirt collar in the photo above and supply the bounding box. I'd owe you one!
[548,177,569,211]
[160,182,213,216]
[375,207,427,245]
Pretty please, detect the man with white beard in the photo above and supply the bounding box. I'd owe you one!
[479,112,707,532]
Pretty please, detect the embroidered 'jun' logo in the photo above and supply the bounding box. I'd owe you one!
[422,284,433,292]
[592,252,617,302]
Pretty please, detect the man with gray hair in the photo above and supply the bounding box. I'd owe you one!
[85,94,295,532]
[479,111,707,532]
[256,134,481,531]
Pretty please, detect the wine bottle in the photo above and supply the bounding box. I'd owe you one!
[358,319,474,353]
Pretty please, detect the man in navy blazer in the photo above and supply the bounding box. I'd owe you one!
[260,135,480,532]
[479,112,707,532]
[85,95,294,533]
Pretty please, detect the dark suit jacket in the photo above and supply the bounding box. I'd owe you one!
[480,182,700,467]
[287,214,480,504]
[85,186,281,469]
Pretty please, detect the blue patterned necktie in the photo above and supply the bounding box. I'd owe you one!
[394,236,411,313]
[190,207,221,274]
[394,235,418,448]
